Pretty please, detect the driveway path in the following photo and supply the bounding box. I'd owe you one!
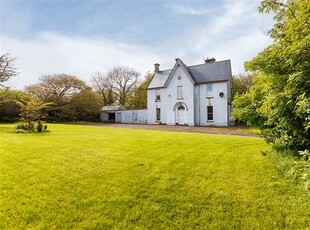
[80,123,259,137]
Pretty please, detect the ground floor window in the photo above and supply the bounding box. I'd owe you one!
[156,108,161,121]
[207,106,213,121]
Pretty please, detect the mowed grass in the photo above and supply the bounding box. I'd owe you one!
[0,124,309,229]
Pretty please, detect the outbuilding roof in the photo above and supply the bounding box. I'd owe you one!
[148,59,231,89]
[101,105,126,111]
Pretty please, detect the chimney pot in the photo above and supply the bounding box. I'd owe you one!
[154,63,160,73]
[204,57,216,63]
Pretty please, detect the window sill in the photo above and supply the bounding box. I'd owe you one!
[177,98,184,100]
[155,100,161,102]
[207,120,214,122]
[206,96,214,99]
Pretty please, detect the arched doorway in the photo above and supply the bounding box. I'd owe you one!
[176,105,186,125]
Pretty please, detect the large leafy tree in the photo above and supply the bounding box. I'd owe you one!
[25,74,87,121]
[26,74,86,102]
[234,0,310,151]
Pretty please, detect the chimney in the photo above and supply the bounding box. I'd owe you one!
[154,63,160,73]
[204,57,216,63]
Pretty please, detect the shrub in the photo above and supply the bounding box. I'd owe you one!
[15,121,49,133]
[36,120,43,132]
[0,116,21,123]
[16,123,33,132]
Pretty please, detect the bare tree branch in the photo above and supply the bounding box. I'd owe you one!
[92,67,140,106]
[0,53,18,88]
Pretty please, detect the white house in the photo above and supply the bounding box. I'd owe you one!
[147,58,232,126]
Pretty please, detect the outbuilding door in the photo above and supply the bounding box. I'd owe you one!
[176,105,186,125]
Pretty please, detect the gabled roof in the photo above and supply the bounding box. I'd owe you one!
[101,105,126,111]
[164,58,195,87]
[148,69,171,89]
[147,59,232,89]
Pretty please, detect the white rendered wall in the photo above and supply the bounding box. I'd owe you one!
[118,110,148,124]
[147,67,196,126]
[147,88,168,124]
[165,66,195,126]
[196,81,230,126]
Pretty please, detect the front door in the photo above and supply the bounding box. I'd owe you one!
[176,105,186,125]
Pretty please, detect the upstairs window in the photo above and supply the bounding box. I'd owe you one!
[207,106,213,121]
[177,86,183,99]
[155,90,161,101]
[206,84,213,98]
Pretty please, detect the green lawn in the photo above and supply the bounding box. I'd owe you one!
[0,124,309,229]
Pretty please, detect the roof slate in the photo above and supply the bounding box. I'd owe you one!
[148,69,171,89]
[148,59,231,89]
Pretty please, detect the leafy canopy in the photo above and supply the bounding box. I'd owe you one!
[233,0,310,151]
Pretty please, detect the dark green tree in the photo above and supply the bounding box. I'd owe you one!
[68,88,102,121]
[0,89,25,122]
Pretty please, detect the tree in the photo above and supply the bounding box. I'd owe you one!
[0,53,18,96]
[233,0,310,151]
[0,89,26,122]
[232,73,254,99]
[92,67,140,107]
[26,74,86,102]
[231,74,267,126]
[17,96,52,129]
[68,89,102,121]
[25,74,87,121]
[91,72,115,106]
[127,72,152,109]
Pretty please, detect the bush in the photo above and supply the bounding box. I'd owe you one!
[0,116,21,123]
[16,123,34,132]
[36,120,43,132]
[15,121,49,133]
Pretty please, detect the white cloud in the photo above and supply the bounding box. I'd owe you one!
[171,0,273,74]
[1,0,275,88]
[204,31,272,73]
[2,32,170,89]
[168,4,215,16]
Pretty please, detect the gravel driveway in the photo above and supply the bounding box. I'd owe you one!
[80,123,259,137]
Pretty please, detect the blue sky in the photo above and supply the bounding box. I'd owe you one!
[1,0,274,88]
